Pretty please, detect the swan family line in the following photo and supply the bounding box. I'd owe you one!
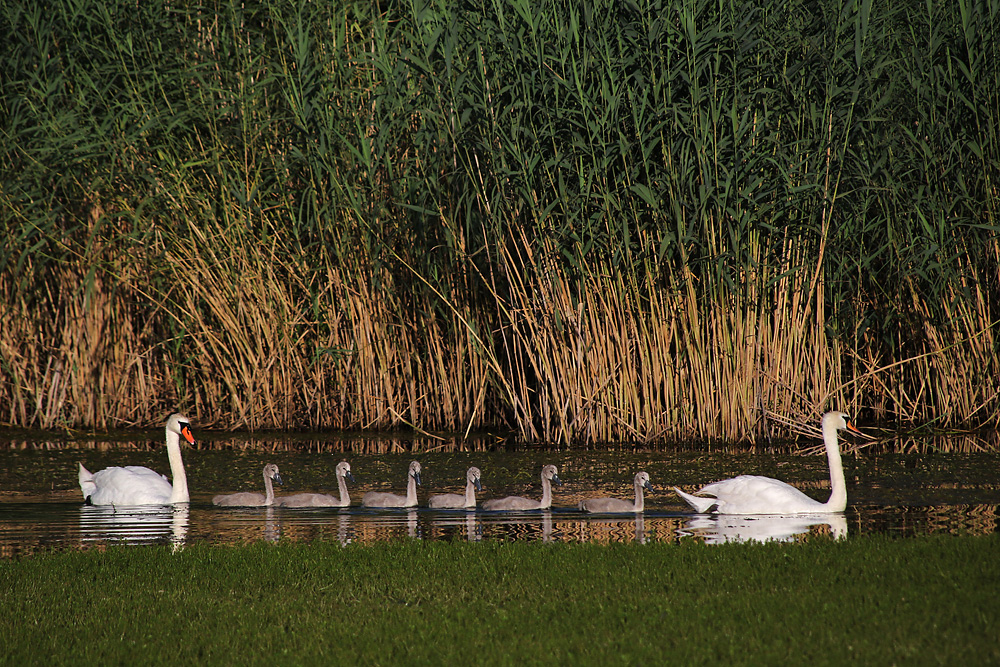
[78,411,865,515]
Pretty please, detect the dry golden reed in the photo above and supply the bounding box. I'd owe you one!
[2,227,998,442]
[3,0,998,443]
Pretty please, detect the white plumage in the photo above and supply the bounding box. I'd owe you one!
[674,411,863,515]
[78,413,196,506]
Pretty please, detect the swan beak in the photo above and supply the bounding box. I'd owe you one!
[414,473,422,486]
[845,420,875,439]
[474,478,483,492]
[180,424,196,446]
[553,475,563,486]
[346,472,356,483]
[273,472,284,486]
[644,481,655,491]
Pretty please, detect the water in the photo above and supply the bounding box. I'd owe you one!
[1,430,998,556]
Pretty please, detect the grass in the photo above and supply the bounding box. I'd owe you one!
[2,535,997,665]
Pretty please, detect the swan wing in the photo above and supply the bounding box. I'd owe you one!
[361,491,409,508]
[213,492,268,507]
[701,475,824,514]
[428,493,467,509]
[482,495,541,511]
[87,466,173,506]
[78,463,98,501]
[278,493,341,507]
[673,486,719,514]
[579,497,636,513]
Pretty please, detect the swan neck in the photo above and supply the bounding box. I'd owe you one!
[465,479,477,506]
[634,479,645,512]
[338,472,350,505]
[823,422,847,511]
[406,473,417,505]
[166,428,189,503]
[264,472,275,505]
[540,476,552,508]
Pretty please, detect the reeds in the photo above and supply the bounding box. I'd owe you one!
[1,0,998,441]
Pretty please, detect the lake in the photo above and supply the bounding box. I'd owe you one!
[1,428,998,556]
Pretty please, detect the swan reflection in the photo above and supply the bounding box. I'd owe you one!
[429,510,482,542]
[79,504,189,549]
[263,506,281,543]
[578,514,647,544]
[171,506,189,551]
[336,513,353,546]
[681,513,848,544]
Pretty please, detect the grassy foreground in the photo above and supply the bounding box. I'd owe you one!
[2,536,997,665]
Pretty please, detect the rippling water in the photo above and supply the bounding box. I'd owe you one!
[1,429,998,556]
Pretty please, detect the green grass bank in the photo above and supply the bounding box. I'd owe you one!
[2,535,997,665]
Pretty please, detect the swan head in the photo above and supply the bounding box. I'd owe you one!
[468,466,483,492]
[822,411,864,436]
[166,413,196,446]
[337,461,355,483]
[636,471,653,491]
[264,463,283,486]
[409,460,422,486]
[542,464,562,486]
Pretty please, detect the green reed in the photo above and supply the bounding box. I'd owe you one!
[1,0,998,441]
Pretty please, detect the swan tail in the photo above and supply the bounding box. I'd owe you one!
[78,463,97,501]
[674,486,717,514]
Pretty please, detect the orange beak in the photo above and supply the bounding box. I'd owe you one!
[846,419,874,439]
[180,424,196,446]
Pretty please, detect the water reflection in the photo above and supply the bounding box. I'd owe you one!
[0,433,498,456]
[562,513,649,544]
[428,510,481,542]
[7,430,999,455]
[2,429,1000,556]
[481,509,556,542]
[3,500,999,557]
[78,504,189,550]
[680,513,848,544]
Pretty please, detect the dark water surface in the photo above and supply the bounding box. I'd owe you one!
[1,429,998,556]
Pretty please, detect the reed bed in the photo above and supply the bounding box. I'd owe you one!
[1,0,998,442]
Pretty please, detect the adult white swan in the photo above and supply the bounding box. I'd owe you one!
[428,466,483,509]
[362,461,422,508]
[579,471,653,513]
[213,463,283,507]
[278,461,355,507]
[78,413,196,506]
[674,411,864,514]
[482,464,561,511]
